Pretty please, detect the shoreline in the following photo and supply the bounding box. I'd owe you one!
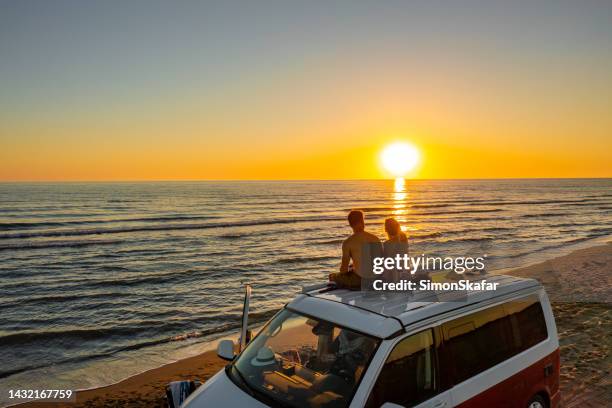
[10,350,226,408]
[489,234,612,276]
[11,242,611,407]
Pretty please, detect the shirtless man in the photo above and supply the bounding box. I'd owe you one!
[329,210,382,289]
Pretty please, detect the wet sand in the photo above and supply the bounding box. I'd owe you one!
[13,350,226,408]
[15,243,611,407]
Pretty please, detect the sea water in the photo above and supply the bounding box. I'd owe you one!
[0,179,610,400]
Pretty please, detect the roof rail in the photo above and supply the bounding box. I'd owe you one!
[301,283,335,294]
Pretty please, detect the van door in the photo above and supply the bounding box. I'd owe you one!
[442,297,553,408]
[363,329,451,408]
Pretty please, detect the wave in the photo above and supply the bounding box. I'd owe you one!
[0,216,341,240]
[497,231,612,261]
[547,221,612,229]
[0,215,218,231]
[437,236,494,244]
[98,265,131,272]
[475,198,607,207]
[273,255,337,265]
[411,203,452,208]
[0,239,123,251]
[559,201,612,207]
[295,229,498,245]
[220,226,325,240]
[0,269,206,293]
[488,198,603,206]
[406,198,607,209]
[415,208,502,216]
[587,227,612,234]
[522,213,567,218]
[410,232,444,239]
[0,221,74,230]
[309,238,345,245]
[0,308,279,380]
[406,215,512,224]
[350,207,503,216]
[401,227,512,241]
[0,291,128,309]
[455,226,514,234]
[344,206,396,212]
[110,247,176,256]
[0,327,138,348]
[219,233,243,240]
[79,271,199,290]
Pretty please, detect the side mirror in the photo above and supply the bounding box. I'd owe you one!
[380,403,406,408]
[217,339,235,361]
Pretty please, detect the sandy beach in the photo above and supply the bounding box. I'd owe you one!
[510,242,611,407]
[14,242,611,408]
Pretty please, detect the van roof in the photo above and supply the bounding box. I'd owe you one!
[287,274,541,338]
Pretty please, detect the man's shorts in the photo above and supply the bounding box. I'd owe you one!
[329,271,362,289]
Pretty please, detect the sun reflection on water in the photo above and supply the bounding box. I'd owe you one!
[394,177,405,193]
[392,177,408,218]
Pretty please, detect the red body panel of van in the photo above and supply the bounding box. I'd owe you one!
[455,348,560,408]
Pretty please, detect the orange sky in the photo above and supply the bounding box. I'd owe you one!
[1,2,611,181]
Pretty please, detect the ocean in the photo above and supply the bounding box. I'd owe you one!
[0,179,611,400]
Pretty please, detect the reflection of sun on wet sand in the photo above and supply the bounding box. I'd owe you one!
[17,243,611,408]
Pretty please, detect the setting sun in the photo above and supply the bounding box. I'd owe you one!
[380,142,420,177]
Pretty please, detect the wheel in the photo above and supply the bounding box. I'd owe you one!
[527,394,547,408]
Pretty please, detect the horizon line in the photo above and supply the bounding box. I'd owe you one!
[1,176,611,183]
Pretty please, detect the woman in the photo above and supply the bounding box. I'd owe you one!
[383,218,410,281]
[384,218,408,245]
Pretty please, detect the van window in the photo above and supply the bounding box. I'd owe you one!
[442,304,514,384]
[365,330,436,408]
[442,295,548,385]
[505,295,548,352]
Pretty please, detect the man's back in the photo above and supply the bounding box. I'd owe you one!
[341,230,382,278]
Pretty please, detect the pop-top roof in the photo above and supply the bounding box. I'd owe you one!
[287,274,541,338]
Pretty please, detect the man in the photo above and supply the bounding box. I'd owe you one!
[329,210,382,289]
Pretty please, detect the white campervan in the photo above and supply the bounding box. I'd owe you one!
[183,274,560,408]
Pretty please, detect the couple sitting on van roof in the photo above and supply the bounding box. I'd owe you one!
[329,210,409,290]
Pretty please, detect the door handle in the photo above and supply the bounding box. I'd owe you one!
[544,363,553,377]
[432,401,447,408]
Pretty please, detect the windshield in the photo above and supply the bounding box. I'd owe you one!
[229,309,380,408]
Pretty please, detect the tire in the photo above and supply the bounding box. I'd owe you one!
[527,394,548,408]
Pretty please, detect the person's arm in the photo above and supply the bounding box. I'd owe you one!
[340,240,350,273]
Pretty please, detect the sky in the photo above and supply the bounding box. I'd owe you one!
[1,0,611,181]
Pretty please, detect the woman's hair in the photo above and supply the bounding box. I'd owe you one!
[384,218,407,241]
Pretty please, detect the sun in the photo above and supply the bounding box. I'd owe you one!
[380,141,420,177]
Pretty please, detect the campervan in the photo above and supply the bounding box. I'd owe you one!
[183,275,559,408]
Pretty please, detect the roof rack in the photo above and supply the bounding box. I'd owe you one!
[301,282,336,294]
[299,274,541,319]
